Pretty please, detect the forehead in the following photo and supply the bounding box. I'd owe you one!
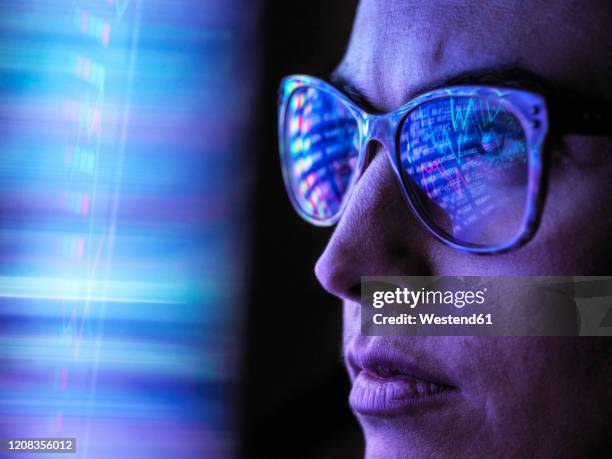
[336,0,612,110]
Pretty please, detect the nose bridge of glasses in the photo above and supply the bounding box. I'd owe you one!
[361,113,396,153]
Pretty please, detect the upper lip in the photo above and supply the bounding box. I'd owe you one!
[346,340,457,389]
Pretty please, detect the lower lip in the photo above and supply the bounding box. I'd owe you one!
[349,370,457,417]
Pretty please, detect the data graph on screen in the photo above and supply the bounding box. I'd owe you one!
[0,1,257,457]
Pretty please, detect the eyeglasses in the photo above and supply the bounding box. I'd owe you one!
[277,75,612,254]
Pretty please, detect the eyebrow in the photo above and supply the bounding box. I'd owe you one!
[330,65,551,113]
[330,65,612,136]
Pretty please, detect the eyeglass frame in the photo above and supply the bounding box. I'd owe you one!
[278,74,612,255]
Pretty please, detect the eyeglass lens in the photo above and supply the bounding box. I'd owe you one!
[283,87,360,221]
[399,96,529,247]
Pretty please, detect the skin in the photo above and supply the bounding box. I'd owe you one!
[313,1,612,457]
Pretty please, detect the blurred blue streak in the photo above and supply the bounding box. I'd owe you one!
[0,0,259,457]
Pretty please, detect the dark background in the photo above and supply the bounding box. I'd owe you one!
[239,1,362,458]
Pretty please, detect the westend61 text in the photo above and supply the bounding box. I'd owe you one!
[373,313,494,326]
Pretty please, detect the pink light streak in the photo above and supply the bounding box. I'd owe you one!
[102,23,111,46]
[81,193,90,216]
[81,11,89,34]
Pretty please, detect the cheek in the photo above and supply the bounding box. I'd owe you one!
[535,138,612,274]
[468,339,612,435]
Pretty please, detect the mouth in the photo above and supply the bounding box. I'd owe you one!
[347,347,460,418]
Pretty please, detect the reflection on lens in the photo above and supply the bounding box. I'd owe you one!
[399,96,528,247]
[283,86,359,221]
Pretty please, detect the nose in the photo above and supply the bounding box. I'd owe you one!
[314,145,433,303]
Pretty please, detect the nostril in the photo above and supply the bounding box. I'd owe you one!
[346,284,362,302]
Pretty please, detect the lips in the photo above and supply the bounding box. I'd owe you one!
[347,346,458,417]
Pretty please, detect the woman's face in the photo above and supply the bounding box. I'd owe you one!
[313,1,612,457]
